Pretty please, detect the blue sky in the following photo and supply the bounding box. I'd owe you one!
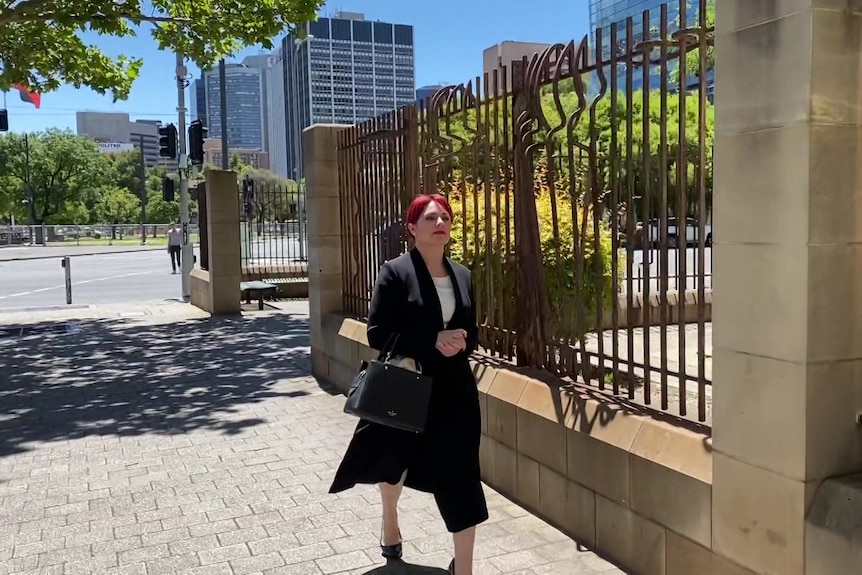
[4,0,589,133]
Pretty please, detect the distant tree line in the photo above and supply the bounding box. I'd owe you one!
[0,130,295,226]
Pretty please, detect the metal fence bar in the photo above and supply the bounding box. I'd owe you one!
[237,177,308,280]
[335,0,715,425]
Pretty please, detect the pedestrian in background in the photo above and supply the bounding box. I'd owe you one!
[167,223,182,274]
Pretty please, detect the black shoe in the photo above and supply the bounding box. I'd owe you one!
[380,532,404,560]
[381,541,402,560]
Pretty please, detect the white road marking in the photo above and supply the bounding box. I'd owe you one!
[0,270,161,300]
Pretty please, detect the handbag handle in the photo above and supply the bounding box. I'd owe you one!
[378,332,401,362]
[377,332,423,374]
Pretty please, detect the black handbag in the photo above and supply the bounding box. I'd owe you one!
[343,334,433,433]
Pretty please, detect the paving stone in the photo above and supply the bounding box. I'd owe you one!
[199,542,252,565]
[0,303,627,575]
[231,551,286,575]
[314,549,372,574]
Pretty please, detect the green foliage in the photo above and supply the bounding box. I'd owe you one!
[145,190,180,224]
[96,187,140,224]
[229,152,247,173]
[0,130,114,224]
[0,131,314,225]
[446,158,616,339]
[442,83,714,223]
[143,164,183,224]
[679,0,715,81]
[0,0,324,100]
[107,150,146,197]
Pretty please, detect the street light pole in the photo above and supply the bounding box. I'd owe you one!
[23,132,36,245]
[176,53,192,300]
[138,134,148,244]
[219,58,229,169]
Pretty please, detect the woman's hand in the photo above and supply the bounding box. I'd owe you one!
[436,329,467,357]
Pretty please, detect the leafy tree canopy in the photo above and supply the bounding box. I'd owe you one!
[0,130,115,224]
[0,0,325,100]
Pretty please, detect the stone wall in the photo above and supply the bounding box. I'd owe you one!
[319,313,752,575]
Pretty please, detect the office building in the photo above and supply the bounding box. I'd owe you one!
[283,11,416,180]
[76,111,169,168]
[202,139,270,170]
[416,84,447,105]
[241,54,272,154]
[265,50,289,178]
[190,78,207,128]
[483,41,553,90]
[203,62,265,150]
[588,0,714,99]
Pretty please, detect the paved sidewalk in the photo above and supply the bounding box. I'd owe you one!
[0,301,625,575]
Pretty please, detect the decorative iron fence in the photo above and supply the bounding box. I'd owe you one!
[338,0,714,424]
[337,107,420,317]
[238,177,308,278]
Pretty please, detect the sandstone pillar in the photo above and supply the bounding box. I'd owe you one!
[713,4,862,574]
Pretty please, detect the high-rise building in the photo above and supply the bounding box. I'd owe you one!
[265,49,289,178]
[190,78,207,128]
[241,54,272,155]
[482,42,553,95]
[588,0,713,99]
[416,84,447,105]
[202,139,270,170]
[283,11,416,180]
[203,62,265,150]
[130,119,163,167]
[75,111,169,168]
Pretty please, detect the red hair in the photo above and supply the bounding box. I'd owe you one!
[405,194,453,226]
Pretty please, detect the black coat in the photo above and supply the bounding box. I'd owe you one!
[330,249,487,530]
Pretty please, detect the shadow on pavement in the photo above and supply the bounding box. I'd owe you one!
[363,561,447,574]
[0,311,338,457]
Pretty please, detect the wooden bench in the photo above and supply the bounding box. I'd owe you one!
[240,281,277,310]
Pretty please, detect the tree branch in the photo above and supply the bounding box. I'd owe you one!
[0,0,53,25]
[0,2,190,26]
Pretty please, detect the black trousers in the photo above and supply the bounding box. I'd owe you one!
[169,245,181,270]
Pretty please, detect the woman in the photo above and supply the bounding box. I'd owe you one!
[329,194,488,575]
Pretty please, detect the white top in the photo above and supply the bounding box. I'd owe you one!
[168,228,182,246]
[433,276,456,327]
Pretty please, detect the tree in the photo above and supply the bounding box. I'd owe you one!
[96,187,140,225]
[670,0,715,85]
[145,190,180,224]
[0,0,324,100]
[441,82,714,223]
[0,130,114,224]
[229,152,248,173]
[107,150,146,199]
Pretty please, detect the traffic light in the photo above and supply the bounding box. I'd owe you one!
[241,176,255,218]
[188,120,207,165]
[158,124,177,159]
[0,110,7,132]
[162,176,175,202]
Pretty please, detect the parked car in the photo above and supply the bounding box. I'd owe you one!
[644,217,712,248]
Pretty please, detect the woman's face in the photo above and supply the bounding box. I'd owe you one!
[409,200,451,246]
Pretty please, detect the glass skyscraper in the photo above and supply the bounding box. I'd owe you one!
[588,0,713,99]
[203,63,265,150]
[283,12,416,180]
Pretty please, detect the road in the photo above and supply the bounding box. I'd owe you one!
[626,247,713,292]
[0,244,166,262]
[0,248,197,310]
